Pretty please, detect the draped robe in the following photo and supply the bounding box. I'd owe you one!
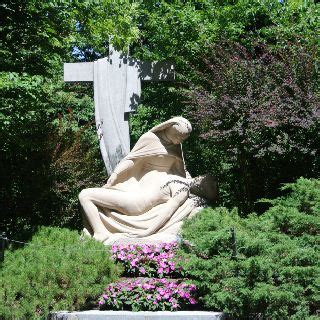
[83,117,196,244]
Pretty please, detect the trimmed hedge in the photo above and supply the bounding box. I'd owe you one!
[0,227,120,319]
[179,178,319,319]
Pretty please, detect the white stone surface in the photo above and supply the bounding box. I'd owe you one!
[64,62,94,82]
[48,310,225,320]
[93,54,133,174]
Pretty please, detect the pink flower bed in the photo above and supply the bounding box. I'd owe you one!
[111,242,184,278]
[98,278,197,311]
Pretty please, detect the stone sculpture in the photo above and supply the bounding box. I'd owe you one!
[79,117,217,244]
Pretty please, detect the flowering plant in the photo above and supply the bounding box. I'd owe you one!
[111,242,184,278]
[98,278,197,311]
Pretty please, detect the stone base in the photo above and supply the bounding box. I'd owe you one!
[103,233,180,246]
[48,310,225,320]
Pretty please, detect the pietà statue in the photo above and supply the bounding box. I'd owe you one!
[79,117,217,244]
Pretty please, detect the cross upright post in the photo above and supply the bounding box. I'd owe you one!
[64,46,175,175]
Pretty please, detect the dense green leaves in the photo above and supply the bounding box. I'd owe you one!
[0,0,140,75]
[0,227,120,319]
[0,72,105,239]
[1,3,319,317]
[179,178,320,318]
[183,43,319,213]
[1,0,319,239]
[132,0,318,61]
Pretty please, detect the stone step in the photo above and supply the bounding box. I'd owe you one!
[48,310,225,320]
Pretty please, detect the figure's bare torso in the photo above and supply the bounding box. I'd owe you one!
[113,170,190,215]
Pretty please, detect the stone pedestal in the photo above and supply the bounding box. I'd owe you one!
[48,310,225,320]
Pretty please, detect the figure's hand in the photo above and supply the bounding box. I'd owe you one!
[104,172,118,187]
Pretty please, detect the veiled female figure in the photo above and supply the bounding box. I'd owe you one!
[79,117,215,244]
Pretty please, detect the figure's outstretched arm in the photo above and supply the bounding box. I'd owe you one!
[103,159,135,187]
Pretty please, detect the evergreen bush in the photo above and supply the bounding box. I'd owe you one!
[179,178,320,319]
[0,227,120,319]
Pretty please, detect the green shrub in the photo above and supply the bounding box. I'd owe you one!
[184,42,319,213]
[0,72,106,240]
[179,178,320,319]
[0,227,120,319]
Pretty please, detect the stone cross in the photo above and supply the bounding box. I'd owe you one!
[64,46,175,175]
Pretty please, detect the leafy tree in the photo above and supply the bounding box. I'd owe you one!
[182,42,319,213]
[0,72,106,238]
[0,0,139,238]
[0,0,139,75]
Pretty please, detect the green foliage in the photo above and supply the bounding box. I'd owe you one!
[130,2,319,214]
[261,178,320,236]
[0,0,140,239]
[179,178,320,319]
[183,43,319,213]
[0,227,120,319]
[0,72,105,239]
[1,0,139,75]
[1,0,319,238]
[133,0,318,61]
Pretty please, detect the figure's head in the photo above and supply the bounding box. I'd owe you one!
[150,117,192,145]
[190,174,218,202]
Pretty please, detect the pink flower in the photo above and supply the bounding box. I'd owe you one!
[142,283,152,290]
[98,300,105,305]
[157,288,165,295]
[157,267,164,274]
[139,267,146,274]
[189,284,197,290]
[142,246,151,254]
[189,298,196,305]
[168,282,176,289]
[102,294,108,299]
[147,294,152,300]
[117,253,125,260]
[164,293,170,300]
[177,290,185,298]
